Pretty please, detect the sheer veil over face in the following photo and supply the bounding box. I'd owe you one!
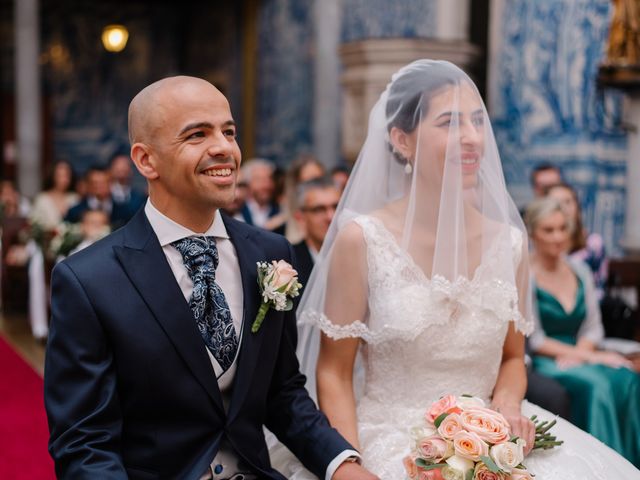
[297,60,532,396]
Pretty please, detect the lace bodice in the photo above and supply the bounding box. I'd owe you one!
[307,215,526,409]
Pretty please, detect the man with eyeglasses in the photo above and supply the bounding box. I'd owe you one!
[292,177,341,289]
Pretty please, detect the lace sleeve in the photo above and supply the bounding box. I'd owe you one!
[510,227,534,336]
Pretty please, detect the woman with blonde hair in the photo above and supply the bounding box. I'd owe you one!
[526,196,640,465]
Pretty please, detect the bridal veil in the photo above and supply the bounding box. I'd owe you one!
[296,59,533,397]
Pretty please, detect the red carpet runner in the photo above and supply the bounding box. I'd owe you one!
[0,336,55,479]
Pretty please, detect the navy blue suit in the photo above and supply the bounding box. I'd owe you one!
[64,196,138,230]
[44,209,351,479]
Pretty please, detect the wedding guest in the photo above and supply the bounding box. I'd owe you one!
[277,154,326,243]
[221,168,249,222]
[30,160,79,229]
[65,166,132,229]
[0,179,31,217]
[109,152,147,219]
[68,209,110,256]
[330,165,350,193]
[240,158,281,230]
[530,162,562,198]
[526,196,640,465]
[546,182,607,299]
[292,177,340,289]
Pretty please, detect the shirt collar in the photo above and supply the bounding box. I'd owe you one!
[144,198,229,247]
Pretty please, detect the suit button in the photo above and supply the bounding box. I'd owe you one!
[214,464,223,474]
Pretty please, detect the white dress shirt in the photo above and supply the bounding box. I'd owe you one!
[144,200,357,480]
[145,200,243,390]
[245,198,271,228]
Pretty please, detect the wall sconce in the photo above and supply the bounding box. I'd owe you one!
[102,25,129,52]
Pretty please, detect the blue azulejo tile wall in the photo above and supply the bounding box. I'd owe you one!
[491,0,627,254]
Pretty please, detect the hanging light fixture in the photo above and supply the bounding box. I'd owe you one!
[102,24,129,52]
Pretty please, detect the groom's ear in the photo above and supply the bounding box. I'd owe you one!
[130,142,159,180]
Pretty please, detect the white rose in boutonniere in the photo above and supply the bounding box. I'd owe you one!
[251,260,303,333]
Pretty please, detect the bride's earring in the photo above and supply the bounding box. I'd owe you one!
[404,161,413,175]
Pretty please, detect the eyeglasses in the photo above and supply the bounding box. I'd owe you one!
[300,203,339,215]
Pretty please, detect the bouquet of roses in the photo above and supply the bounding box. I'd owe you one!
[404,394,562,480]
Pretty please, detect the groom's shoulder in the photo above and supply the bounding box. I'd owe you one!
[57,225,127,274]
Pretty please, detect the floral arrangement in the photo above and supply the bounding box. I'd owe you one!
[251,260,302,333]
[46,222,84,259]
[404,395,562,480]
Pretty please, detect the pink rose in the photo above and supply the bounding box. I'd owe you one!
[419,468,444,480]
[438,413,463,440]
[403,455,419,479]
[417,435,453,462]
[474,462,508,480]
[270,260,298,291]
[509,468,534,480]
[426,395,459,424]
[452,430,489,461]
[459,407,510,444]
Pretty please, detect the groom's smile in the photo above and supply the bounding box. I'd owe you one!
[129,76,242,232]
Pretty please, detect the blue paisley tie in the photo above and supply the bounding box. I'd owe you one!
[172,236,238,373]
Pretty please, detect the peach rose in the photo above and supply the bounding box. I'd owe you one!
[489,440,524,473]
[452,430,489,461]
[509,468,534,480]
[417,435,453,462]
[270,260,298,291]
[438,413,463,440]
[459,407,510,444]
[474,462,508,480]
[426,395,459,424]
[403,455,419,479]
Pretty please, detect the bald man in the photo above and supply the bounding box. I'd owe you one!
[44,77,376,480]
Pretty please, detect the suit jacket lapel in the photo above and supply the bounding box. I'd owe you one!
[112,210,225,416]
[223,215,265,422]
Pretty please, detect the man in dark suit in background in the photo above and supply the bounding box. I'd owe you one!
[64,166,133,229]
[240,158,281,229]
[108,152,147,218]
[45,76,377,480]
[292,177,341,289]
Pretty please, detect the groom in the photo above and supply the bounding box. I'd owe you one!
[44,77,376,480]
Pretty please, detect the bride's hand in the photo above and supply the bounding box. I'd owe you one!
[493,404,535,456]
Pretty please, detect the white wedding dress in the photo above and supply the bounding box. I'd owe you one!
[273,216,640,479]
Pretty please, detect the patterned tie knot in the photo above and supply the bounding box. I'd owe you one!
[171,234,238,372]
[172,236,219,276]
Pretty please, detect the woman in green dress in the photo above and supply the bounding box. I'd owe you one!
[525,196,640,466]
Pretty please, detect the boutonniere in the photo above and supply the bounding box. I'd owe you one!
[251,260,303,333]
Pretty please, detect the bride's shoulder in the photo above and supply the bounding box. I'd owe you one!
[333,217,367,252]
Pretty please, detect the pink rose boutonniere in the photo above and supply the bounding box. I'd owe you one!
[251,260,303,333]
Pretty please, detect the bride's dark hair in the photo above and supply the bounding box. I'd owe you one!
[385,63,465,134]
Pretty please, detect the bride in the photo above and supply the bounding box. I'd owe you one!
[272,60,640,479]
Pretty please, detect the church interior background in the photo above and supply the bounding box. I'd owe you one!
[0,0,638,257]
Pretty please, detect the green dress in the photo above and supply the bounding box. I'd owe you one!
[533,277,640,467]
